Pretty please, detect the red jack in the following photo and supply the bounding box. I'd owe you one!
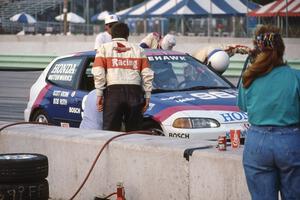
[116,182,126,200]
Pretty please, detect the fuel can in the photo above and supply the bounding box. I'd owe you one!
[218,135,227,151]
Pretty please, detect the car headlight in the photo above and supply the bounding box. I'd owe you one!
[172,118,220,129]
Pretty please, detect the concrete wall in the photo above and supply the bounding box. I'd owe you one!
[0,122,250,200]
[0,35,299,60]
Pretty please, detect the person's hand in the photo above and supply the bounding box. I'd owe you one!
[96,96,103,112]
[225,45,252,57]
[142,98,150,113]
[235,45,252,55]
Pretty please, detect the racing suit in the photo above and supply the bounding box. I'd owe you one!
[92,38,154,131]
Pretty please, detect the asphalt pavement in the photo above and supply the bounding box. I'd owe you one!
[0,70,41,122]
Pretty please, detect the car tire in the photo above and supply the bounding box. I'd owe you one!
[0,153,48,183]
[0,179,49,200]
[142,120,164,136]
[31,109,49,123]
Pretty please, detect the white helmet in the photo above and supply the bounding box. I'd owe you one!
[160,34,176,50]
[207,49,229,74]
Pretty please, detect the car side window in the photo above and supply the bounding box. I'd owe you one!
[78,57,95,92]
[46,57,83,89]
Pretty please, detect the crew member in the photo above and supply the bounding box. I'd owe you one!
[92,22,154,131]
[193,45,251,74]
[79,89,102,130]
[94,14,119,50]
[238,25,300,200]
[140,32,176,50]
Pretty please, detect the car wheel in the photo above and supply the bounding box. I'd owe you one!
[142,120,165,136]
[0,153,48,183]
[31,110,49,123]
[0,179,49,200]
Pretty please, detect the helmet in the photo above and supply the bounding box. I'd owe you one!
[207,49,229,74]
[160,34,176,50]
[104,14,119,25]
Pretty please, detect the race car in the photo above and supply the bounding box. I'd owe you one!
[24,49,248,140]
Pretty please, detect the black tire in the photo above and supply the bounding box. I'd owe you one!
[0,153,48,183]
[0,179,49,200]
[142,120,165,136]
[31,109,49,123]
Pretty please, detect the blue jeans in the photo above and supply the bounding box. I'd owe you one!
[243,125,300,200]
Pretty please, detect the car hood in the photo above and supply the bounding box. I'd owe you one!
[146,88,241,121]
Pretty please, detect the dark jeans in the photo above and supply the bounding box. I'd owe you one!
[243,125,300,200]
[103,84,145,132]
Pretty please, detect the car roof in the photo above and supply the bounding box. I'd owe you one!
[67,49,187,58]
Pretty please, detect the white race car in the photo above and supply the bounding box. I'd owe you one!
[24,49,248,141]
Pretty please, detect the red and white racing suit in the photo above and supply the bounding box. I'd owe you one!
[92,38,154,131]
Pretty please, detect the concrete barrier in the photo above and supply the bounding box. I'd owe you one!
[0,122,250,200]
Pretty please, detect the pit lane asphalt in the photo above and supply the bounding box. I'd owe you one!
[0,70,41,122]
[0,70,239,122]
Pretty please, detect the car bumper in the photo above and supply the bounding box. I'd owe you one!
[162,123,248,140]
[24,108,31,122]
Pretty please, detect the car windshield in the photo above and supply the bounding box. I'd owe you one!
[148,54,232,92]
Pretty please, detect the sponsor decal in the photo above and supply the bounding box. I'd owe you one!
[52,90,70,105]
[60,91,69,97]
[160,92,235,102]
[53,98,59,105]
[169,132,190,139]
[48,63,78,82]
[190,91,235,100]
[50,63,77,74]
[148,56,186,61]
[52,98,68,105]
[220,112,248,122]
[69,107,81,114]
[48,74,72,81]
[161,95,196,103]
[174,97,195,103]
[59,99,67,105]
[161,95,182,101]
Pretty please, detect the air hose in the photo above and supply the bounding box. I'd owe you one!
[69,130,155,200]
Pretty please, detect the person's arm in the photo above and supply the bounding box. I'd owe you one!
[140,51,154,112]
[223,45,252,57]
[94,33,105,50]
[92,45,107,111]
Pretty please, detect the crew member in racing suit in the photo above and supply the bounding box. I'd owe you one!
[140,32,176,50]
[193,44,252,74]
[92,22,154,131]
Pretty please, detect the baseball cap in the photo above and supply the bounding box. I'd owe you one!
[105,14,119,25]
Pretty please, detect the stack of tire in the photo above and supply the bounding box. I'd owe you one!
[0,153,49,200]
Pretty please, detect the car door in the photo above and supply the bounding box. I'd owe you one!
[45,56,86,127]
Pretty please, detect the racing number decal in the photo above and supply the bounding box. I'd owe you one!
[190,92,235,100]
